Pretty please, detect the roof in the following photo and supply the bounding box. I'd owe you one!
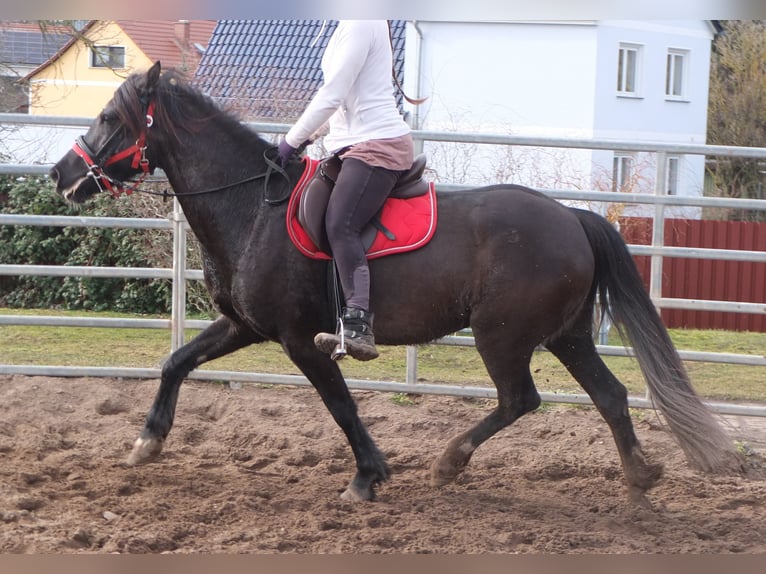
[0,22,72,68]
[116,20,217,72]
[193,20,407,121]
[22,20,217,81]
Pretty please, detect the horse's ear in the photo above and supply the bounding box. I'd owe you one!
[146,61,161,89]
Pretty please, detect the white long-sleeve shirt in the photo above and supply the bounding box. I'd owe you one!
[285,20,411,153]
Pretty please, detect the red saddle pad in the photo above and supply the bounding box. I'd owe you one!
[286,158,438,261]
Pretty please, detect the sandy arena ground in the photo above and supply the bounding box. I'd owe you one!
[0,375,764,553]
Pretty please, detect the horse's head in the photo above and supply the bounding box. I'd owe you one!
[49,61,163,203]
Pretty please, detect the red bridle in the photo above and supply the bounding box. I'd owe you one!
[71,102,155,198]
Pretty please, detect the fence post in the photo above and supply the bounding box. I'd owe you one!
[170,200,187,352]
[649,151,668,401]
[405,345,418,385]
[650,152,667,306]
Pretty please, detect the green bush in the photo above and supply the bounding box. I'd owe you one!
[0,174,210,315]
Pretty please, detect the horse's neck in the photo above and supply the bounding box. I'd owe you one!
[159,139,269,262]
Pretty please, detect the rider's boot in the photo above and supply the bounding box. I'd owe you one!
[315,307,379,361]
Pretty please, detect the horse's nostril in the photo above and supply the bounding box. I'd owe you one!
[48,166,60,184]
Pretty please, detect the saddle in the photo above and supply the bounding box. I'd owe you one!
[297,154,431,255]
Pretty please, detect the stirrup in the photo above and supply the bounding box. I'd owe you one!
[330,315,347,361]
[313,315,348,361]
[315,310,378,361]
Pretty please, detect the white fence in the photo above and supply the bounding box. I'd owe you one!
[1,114,766,418]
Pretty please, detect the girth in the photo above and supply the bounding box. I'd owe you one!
[297,153,430,255]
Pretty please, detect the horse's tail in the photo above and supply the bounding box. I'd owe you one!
[571,208,743,474]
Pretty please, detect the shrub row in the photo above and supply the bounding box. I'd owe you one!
[0,174,214,316]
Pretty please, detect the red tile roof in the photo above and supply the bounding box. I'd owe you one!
[116,20,217,72]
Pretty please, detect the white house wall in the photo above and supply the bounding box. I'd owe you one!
[409,21,598,135]
[406,21,599,191]
[593,21,712,142]
[591,21,712,217]
[405,20,713,218]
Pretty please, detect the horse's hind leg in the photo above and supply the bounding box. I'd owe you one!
[430,339,541,487]
[127,316,260,465]
[545,325,663,506]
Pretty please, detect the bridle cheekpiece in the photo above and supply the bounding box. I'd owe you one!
[72,102,156,198]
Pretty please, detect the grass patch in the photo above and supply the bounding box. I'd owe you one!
[1,308,765,403]
[390,392,418,407]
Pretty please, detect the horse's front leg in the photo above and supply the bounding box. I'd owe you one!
[127,316,260,465]
[283,340,390,502]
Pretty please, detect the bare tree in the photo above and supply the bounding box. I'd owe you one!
[707,20,766,220]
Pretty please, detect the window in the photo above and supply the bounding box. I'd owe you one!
[90,45,125,69]
[612,154,633,192]
[666,156,681,195]
[617,43,642,96]
[665,49,688,99]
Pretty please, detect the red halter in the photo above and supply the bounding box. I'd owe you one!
[71,102,155,198]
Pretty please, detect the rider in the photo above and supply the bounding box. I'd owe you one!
[278,20,415,361]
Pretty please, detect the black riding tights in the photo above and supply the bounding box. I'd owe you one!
[326,157,402,312]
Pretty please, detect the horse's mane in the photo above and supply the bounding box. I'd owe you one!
[113,67,266,150]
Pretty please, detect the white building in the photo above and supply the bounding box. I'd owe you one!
[402,20,717,217]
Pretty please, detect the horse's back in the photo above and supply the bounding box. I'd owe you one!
[371,184,596,345]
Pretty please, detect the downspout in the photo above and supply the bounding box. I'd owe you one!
[411,20,425,154]
[405,20,425,384]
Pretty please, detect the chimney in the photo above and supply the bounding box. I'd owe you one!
[174,20,190,46]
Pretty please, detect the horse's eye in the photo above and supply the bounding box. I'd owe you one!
[100,112,115,124]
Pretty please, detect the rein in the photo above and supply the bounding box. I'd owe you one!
[71,101,294,204]
[131,149,289,203]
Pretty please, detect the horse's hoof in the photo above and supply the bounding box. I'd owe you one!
[340,482,373,502]
[628,461,664,492]
[628,486,655,510]
[126,436,164,466]
[430,472,456,487]
[340,476,376,502]
[430,458,460,487]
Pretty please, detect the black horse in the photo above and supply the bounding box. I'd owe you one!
[49,62,741,506]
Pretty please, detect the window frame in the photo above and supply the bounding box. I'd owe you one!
[665,48,689,101]
[612,153,634,192]
[616,43,643,97]
[89,45,126,69]
[666,155,681,195]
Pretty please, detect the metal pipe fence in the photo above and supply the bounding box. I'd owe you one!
[1,116,765,417]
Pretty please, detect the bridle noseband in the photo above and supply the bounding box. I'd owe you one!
[71,102,155,198]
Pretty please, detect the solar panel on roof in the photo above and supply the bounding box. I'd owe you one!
[0,29,70,65]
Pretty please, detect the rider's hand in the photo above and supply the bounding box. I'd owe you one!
[277,139,298,167]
